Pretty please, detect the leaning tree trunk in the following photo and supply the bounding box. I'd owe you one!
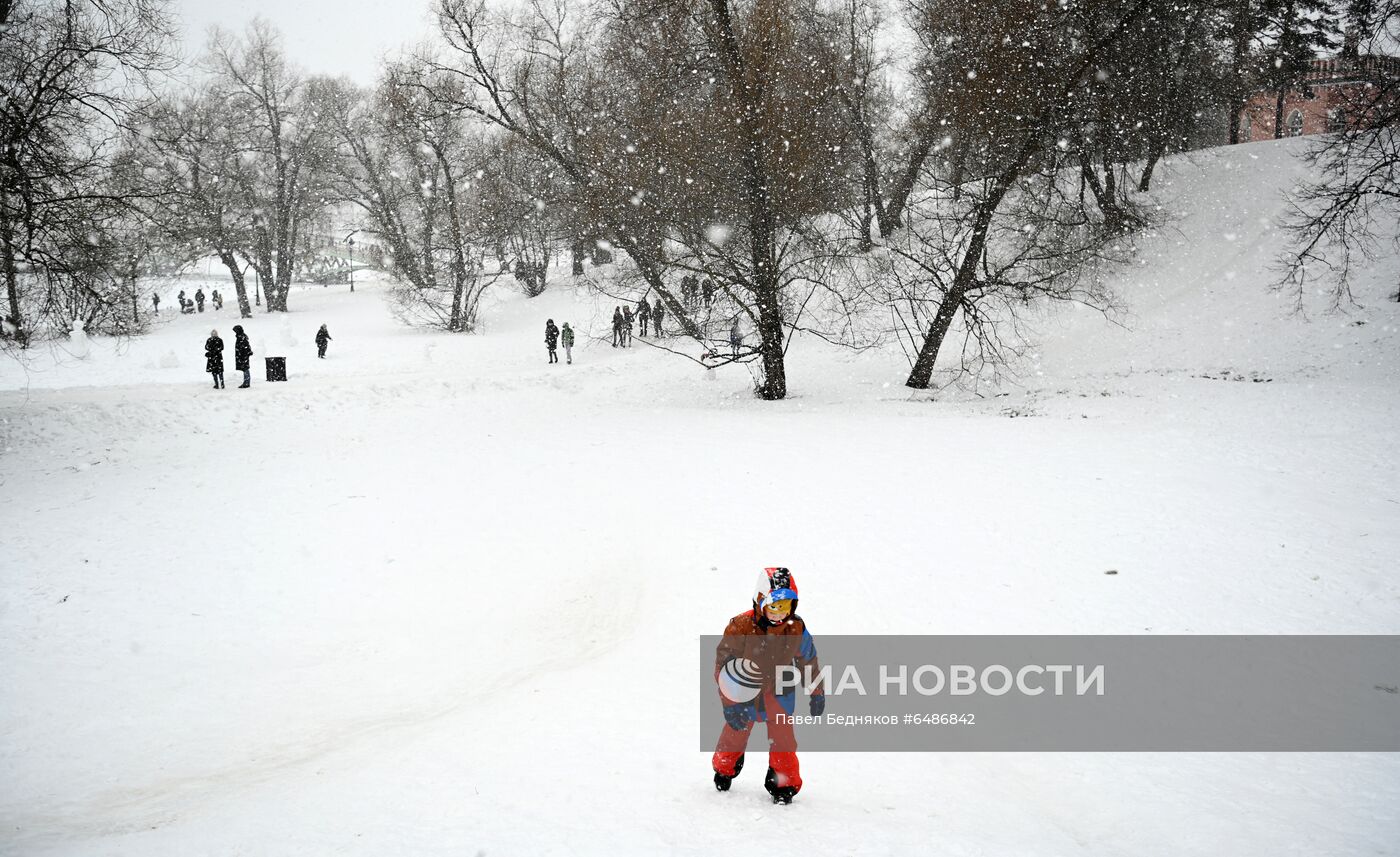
[880,121,941,238]
[904,207,995,389]
[906,149,1030,388]
[1139,137,1167,192]
[217,251,253,318]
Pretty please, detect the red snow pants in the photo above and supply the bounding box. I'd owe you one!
[712,689,802,792]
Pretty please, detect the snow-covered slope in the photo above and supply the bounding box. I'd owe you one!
[1,138,1397,857]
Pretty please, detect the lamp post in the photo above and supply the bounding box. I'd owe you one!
[345,230,361,292]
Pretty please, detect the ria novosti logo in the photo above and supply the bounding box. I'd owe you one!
[774,662,1106,698]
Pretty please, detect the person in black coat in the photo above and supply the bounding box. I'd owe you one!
[637,297,651,337]
[195,288,206,312]
[205,329,225,389]
[315,324,332,358]
[232,324,253,388]
[544,318,560,364]
[612,306,623,348]
[652,297,665,337]
[621,305,633,347]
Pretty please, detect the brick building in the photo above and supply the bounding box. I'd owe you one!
[1238,54,1400,142]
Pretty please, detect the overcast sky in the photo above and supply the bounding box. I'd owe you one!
[176,0,435,84]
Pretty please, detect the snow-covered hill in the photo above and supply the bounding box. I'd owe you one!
[1,138,1396,856]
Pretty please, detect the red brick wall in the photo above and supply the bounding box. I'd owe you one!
[1238,82,1373,141]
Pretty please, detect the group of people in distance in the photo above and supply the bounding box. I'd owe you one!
[681,274,716,308]
[539,266,762,365]
[611,296,666,348]
[202,324,332,388]
[166,288,222,315]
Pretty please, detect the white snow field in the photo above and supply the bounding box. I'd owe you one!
[2,138,1398,856]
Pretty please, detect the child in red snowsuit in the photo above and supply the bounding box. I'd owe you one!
[712,567,825,804]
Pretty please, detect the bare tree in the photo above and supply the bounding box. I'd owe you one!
[423,0,863,399]
[131,86,259,317]
[900,0,1152,389]
[317,62,506,331]
[1278,1,1400,306]
[1,0,175,345]
[204,21,335,312]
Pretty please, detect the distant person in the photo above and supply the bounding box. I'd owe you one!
[315,324,332,359]
[612,306,623,348]
[702,278,715,308]
[205,329,225,389]
[151,293,160,314]
[682,275,697,307]
[652,297,665,337]
[195,288,205,312]
[561,322,574,364]
[622,305,634,347]
[212,290,223,311]
[233,324,253,388]
[545,318,560,364]
[730,316,743,358]
[178,289,186,308]
[637,297,651,337]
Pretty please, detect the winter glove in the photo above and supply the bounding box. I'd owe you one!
[723,701,756,731]
[809,693,826,717]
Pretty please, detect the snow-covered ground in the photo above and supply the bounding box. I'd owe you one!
[2,138,1397,856]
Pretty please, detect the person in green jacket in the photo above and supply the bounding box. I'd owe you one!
[560,322,575,364]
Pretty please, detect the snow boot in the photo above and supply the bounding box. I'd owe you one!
[765,767,797,805]
[713,753,745,792]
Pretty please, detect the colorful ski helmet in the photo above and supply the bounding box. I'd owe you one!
[753,567,799,618]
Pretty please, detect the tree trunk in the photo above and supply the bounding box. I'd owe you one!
[218,251,252,317]
[1,208,25,346]
[1080,150,1126,233]
[433,145,470,332]
[571,240,585,275]
[1274,90,1287,139]
[905,125,1044,388]
[710,0,788,398]
[880,120,941,237]
[904,204,998,389]
[1139,139,1166,192]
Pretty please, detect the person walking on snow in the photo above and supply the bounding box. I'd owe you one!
[545,318,560,364]
[637,297,651,337]
[712,567,825,804]
[315,324,332,359]
[612,306,623,347]
[212,290,223,311]
[152,292,160,314]
[195,288,205,312]
[652,297,665,337]
[233,324,253,388]
[730,316,743,358]
[205,329,225,389]
[622,305,634,347]
[560,322,575,364]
